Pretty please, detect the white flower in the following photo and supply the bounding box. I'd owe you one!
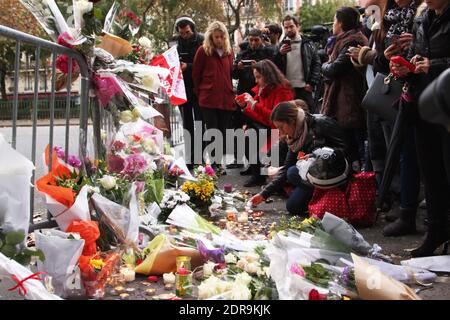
[120,110,134,123]
[132,108,141,119]
[236,259,248,270]
[138,36,152,48]
[225,253,237,264]
[197,276,221,299]
[229,282,252,300]
[148,160,157,172]
[244,262,259,275]
[99,175,117,190]
[239,251,260,263]
[234,272,252,286]
[142,73,160,92]
[75,0,93,16]
[143,138,157,154]
[203,261,215,277]
[163,272,175,284]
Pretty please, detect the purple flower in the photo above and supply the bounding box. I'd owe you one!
[54,146,65,160]
[122,154,147,178]
[340,266,350,284]
[68,155,81,168]
[197,240,225,264]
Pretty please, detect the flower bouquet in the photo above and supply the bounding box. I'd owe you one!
[159,190,190,223]
[79,251,121,299]
[35,145,91,231]
[181,178,215,214]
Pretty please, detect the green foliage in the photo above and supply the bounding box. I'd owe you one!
[298,0,357,30]
[303,262,332,287]
[0,230,45,266]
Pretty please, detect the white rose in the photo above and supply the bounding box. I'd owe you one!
[120,110,134,123]
[198,282,216,300]
[256,267,266,277]
[234,272,252,286]
[225,253,237,264]
[236,259,248,270]
[75,0,93,15]
[142,73,160,92]
[143,138,157,154]
[229,283,252,300]
[203,261,215,278]
[99,175,117,190]
[138,36,152,48]
[243,252,260,263]
[244,262,258,275]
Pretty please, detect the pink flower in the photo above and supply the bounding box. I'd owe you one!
[56,55,78,74]
[290,264,305,277]
[68,155,81,168]
[111,140,125,152]
[57,32,74,48]
[204,165,215,177]
[308,289,327,300]
[122,154,147,178]
[108,154,125,173]
[54,146,65,159]
[135,181,145,193]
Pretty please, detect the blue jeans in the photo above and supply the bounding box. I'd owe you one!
[286,166,314,215]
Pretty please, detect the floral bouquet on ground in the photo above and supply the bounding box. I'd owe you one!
[35,145,91,231]
[181,178,215,215]
[158,190,190,223]
[79,251,121,299]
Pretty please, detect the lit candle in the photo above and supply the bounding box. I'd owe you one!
[163,272,176,285]
[120,266,135,282]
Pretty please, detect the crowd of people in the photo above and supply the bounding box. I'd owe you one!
[173,0,450,258]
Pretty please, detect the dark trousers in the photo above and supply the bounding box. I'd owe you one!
[294,87,317,113]
[342,128,366,165]
[399,124,420,209]
[286,166,314,215]
[200,107,233,164]
[179,97,203,166]
[416,119,450,237]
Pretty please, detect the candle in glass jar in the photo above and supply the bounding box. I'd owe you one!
[120,266,135,282]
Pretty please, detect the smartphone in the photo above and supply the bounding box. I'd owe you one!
[241,60,253,66]
[282,38,291,46]
[391,55,416,72]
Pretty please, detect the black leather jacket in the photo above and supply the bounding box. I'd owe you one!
[407,5,450,100]
[232,45,275,95]
[260,113,348,199]
[176,33,205,94]
[273,37,322,87]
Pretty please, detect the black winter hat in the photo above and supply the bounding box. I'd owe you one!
[306,147,349,189]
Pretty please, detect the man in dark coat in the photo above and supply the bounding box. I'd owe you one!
[274,15,322,113]
[175,16,204,168]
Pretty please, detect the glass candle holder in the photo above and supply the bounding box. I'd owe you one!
[176,256,191,272]
[175,271,193,297]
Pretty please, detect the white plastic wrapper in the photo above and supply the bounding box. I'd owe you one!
[401,255,450,273]
[35,229,85,297]
[0,253,62,300]
[296,158,316,181]
[39,185,91,232]
[321,212,372,255]
[362,257,437,284]
[91,185,139,244]
[0,134,34,240]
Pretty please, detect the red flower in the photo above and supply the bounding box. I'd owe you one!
[56,55,78,74]
[136,259,143,266]
[308,289,327,300]
[147,276,158,282]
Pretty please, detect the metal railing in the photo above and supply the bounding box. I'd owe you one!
[0,25,91,232]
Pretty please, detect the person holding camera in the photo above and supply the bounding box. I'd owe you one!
[174,16,205,169]
[274,15,322,114]
[390,0,450,257]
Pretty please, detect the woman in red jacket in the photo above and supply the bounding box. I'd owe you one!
[192,21,235,169]
[236,59,293,187]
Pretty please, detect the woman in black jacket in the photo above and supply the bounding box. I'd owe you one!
[250,101,348,215]
[391,0,450,256]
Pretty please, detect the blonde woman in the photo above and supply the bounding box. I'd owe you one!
[192,21,235,168]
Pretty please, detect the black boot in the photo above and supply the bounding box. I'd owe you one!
[382,207,417,237]
[240,166,252,176]
[410,232,450,257]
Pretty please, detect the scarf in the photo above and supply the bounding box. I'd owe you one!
[286,108,309,153]
[384,1,418,38]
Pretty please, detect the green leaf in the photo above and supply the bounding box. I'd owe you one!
[5,231,25,245]
[23,248,45,262]
[1,244,18,258]
[14,253,31,266]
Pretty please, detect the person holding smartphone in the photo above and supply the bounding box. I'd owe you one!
[174,16,205,169]
[274,15,321,114]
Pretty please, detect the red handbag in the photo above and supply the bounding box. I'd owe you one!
[308,172,377,227]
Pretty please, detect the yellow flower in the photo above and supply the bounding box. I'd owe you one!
[90,259,105,270]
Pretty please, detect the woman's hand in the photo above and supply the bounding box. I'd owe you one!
[390,60,411,78]
[398,33,413,53]
[412,55,430,74]
[384,44,401,60]
[243,93,255,106]
[347,45,362,61]
[250,194,265,207]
